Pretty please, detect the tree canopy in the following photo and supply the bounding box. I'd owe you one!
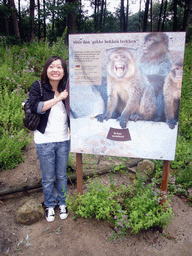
[0,0,191,44]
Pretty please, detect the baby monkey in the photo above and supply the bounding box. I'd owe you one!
[163,59,183,129]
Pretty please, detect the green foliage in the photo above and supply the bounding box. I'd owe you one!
[0,130,31,170]
[126,175,173,235]
[0,88,31,169]
[178,42,192,140]
[67,178,121,221]
[67,175,173,237]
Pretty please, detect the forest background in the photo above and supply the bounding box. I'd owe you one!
[0,0,192,215]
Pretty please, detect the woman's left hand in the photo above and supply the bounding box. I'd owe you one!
[58,90,68,101]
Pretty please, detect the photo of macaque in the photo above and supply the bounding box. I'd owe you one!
[163,59,183,129]
[96,47,156,129]
[139,32,172,121]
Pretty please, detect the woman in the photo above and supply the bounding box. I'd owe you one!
[29,56,70,222]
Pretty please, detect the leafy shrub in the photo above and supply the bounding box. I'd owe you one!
[67,175,173,237]
[0,130,31,170]
[0,88,31,170]
[67,178,122,221]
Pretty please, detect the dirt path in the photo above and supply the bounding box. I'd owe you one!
[0,141,192,255]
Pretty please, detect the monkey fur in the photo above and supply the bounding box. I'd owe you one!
[139,32,172,121]
[96,47,156,129]
[163,59,183,129]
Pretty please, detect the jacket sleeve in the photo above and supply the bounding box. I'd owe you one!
[29,80,44,114]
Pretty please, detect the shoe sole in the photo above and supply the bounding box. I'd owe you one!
[46,216,55,222]
[59,213,68,220]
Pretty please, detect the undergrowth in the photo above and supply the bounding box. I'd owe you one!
[66,173,174,238]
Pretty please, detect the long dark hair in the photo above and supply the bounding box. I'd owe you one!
[41,56,68,91]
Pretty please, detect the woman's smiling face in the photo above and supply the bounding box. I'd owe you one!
[47,59,64,82]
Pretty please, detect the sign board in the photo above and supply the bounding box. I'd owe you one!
[69,32,186,160]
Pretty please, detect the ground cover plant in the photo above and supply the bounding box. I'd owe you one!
[66,173,174,238]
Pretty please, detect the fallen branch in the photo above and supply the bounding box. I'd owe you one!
[0,159,142,197]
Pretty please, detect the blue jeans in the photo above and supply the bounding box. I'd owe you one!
[36,140,70,208]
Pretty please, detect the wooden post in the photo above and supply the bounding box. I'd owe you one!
[76,153,83,195]
[158,160,170,233]
[160,160,170,207]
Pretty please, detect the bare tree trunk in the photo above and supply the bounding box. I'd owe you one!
[139,0,142,31]
[8,0,21,40]
[99,0,104,31]
[161,0,167,31]
[173,0,178,31]
[157,0,164,32]
[143,0,150,32]
[120,0,125,32]
[66,0,77,35]
[93,0,98,32]
[3,0,10,35]
[77,0,82,32]
[18,0,21,25]
[125,0,129,32]
[182,0,192,33]
[37,0,41,40]
[52,0,55,31]
[103,0,106,27]
[43,0,46,40]
[30,0,35,42]
[150,0,153,32]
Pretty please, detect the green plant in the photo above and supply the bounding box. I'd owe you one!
[67,178,121,221]
[67,175,174,238]
[127,176,173,234]
[0,88,31,169]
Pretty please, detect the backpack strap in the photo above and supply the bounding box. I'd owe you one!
[38,80,43,97]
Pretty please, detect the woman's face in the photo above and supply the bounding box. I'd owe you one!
[47,59,64,83]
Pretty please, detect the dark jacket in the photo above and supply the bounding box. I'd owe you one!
[29,79,70,134]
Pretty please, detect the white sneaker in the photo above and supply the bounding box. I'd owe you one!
[59,205,68,220]
[45,207,55,222]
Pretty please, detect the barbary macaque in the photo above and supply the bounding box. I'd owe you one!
[96,47,156,129]
[138,32,172,121]
[163,59,183,129]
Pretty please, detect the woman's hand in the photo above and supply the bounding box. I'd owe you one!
[41,89,68,112]
[58,89,68,100]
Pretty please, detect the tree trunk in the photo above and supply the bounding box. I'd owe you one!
[120,0,125,32]
[3,0,10,35]
[125,0,129,32]
[94,0,98,32]
[8,0,21,40]
[150,0,153,32]
[157,0,164,32]
[18,0,21,25]
[143,0,150,32]
[52,0,55,31]
[30,0,35,42]
[182,0,192,33]
[103,0,106,27]
[66,0,77,36]
[77,0,82,32]
[43,0,46,40]
[139,0,142,31]
[161,0,167,31]
[173,0,178,31]
[37,0,41,40]
[99,0,104,31]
